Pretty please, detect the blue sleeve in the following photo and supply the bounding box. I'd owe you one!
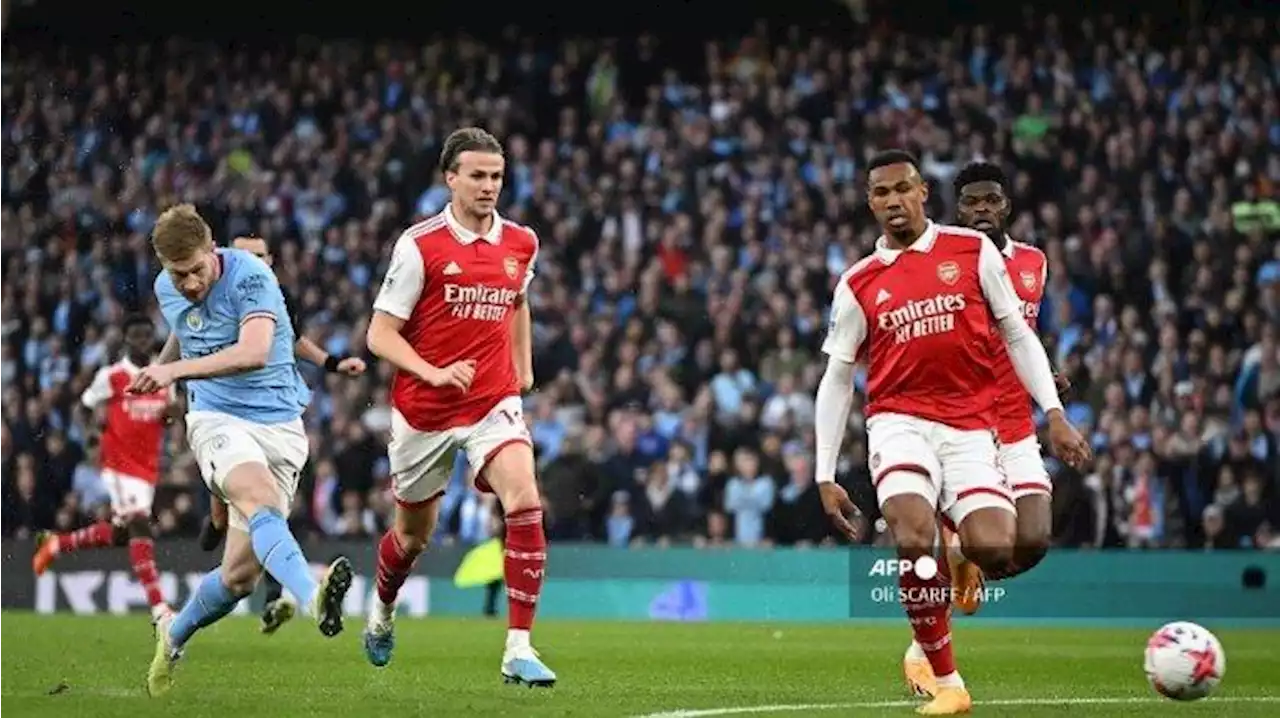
[231,257,283,326]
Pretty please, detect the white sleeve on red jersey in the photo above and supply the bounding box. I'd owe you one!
[372,232,426,320]
[979,237,1063,414]
[978,236,1023,321]
[814,357,856,485]
[814,272,865,485]
[81,366,114,409]
[521,234,538,295]
[819,275,867,363]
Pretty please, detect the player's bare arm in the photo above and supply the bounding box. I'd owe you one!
[512,300,533,391]
[130,317,275,394]
[366,310,475,391]
[295,334,367,377]
[813,270,866,541]
[975,237,1090,467]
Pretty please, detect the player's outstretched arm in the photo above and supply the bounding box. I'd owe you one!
[977,238,1090,467]
[814,274,866,540]
[171,316,274,379]
[132,317,275,394]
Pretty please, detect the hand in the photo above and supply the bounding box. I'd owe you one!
[1053,373,1071,396]
[422,360,476,391]
[1047,410,1092,470]
[818,482,862,542]
[519,371,535,393]
[336,357,367,376]
[128,364,177,394]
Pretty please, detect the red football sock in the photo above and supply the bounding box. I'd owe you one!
[375,531,419,606]
[128,537,166,608]
[901,563,958,680]
[503,507,547,631]
[56,521,115,553]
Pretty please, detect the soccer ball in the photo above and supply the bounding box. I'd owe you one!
[1143,621,1226,701]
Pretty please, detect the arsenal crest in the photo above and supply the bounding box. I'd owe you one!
[504,257,519,279]
[1020,270,1037,291]
[936,261,960,286]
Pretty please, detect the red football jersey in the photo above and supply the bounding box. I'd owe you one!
[990,240,1047,444]
[373,206,538,432]
[81,358,170,483]
[822,223,1027,432]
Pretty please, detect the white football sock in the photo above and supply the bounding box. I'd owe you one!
[506,629,531,651]
[906,640,926,661]
[935,671,965,689]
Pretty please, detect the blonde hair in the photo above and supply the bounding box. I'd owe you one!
[152,204,213,261]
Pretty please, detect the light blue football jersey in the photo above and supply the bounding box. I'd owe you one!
[155,248,307,424]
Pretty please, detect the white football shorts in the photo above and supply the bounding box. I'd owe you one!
[102,469,155,521]
[388,395,532,506]
[867,412,1014,527]
[998,434,1052,500]
[186,410,309,532]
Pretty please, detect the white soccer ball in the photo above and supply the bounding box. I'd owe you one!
[1143,621,1226,701]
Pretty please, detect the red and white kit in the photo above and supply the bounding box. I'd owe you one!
[373,205,537,506]
[990,239,1052,500]
[81,358,171,518]
[816,223,1062,525]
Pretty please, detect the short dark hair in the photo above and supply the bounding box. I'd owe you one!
[122,313,152,333]
[867,149,920,176]
[953,161,1008,195]
[439,127,503,175]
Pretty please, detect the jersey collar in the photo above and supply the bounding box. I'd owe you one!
[1000,234,1016,258]
[444,204,503,245]
[874,221,939,264]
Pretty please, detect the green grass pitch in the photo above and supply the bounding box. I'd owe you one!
[2,613,1278,716]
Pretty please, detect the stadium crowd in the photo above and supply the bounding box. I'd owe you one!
[2,12,1278,552]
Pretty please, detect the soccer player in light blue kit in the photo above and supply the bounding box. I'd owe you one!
[130,204,353,697]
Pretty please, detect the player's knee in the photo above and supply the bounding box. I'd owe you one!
[1014,495,1052,547]
[959,508,1016,572]
[483,443,540,513]
[223,464,280,516]
[1014,521,1050,572]
[881,492,937,559]
[126,516,153,540]
[111,522,130,546]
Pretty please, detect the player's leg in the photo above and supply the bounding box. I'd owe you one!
[942,430,1017,579]
[32,469,131,575]
[195,413,351,635]
[468,396,555,687]
[869,415,967,714]
[365,493,443,666]
[1002,436,1053,579]
[120,481,172,620]
[149,527,259,697]
[364,409,454,668]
